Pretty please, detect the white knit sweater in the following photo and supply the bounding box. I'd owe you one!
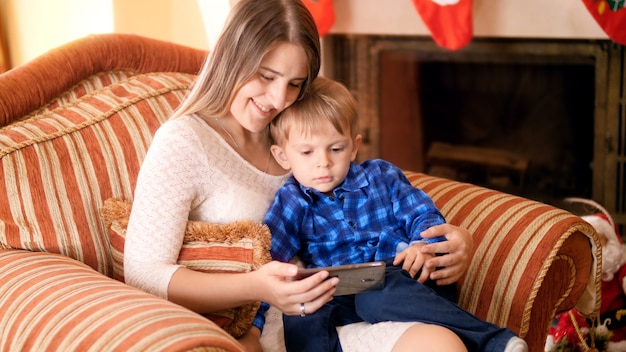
[124,114,288,297]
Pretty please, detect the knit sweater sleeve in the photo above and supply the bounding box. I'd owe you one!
[124,115,286,298]
[124,118,207,298]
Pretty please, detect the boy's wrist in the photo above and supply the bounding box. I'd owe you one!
[408,240,428,247]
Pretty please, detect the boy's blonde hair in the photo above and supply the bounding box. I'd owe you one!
[270,77,359,146]
[172,0,320,119]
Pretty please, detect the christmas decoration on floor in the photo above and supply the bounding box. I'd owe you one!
[411,0,473,50]
[581,0,626,45]
[546,198,626,352]
[546,309,608,352]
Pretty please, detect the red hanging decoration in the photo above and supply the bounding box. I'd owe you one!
[302,0,335,37]
[582,0,626,45]
[411,0,473,51]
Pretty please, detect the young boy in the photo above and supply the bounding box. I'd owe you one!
[263,77,528,352]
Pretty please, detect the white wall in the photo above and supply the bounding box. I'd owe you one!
[1,0,609,68]
[2,0,214,68]
[112,0,209,52]
[330,0,607,39]
[2,0,114,67]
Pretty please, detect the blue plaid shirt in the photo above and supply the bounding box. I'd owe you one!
[267,159,446,266]
[253,159,446,330]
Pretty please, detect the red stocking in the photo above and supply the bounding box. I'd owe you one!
[411,0,473,50]
[302,0,335,37]
[582,0,626,45]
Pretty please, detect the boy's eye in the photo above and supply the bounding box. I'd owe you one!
[331,146,345,153]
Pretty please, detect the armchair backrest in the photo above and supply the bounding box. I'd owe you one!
[0,34,206,275]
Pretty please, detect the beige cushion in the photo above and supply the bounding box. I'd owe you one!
[101,198,271,338]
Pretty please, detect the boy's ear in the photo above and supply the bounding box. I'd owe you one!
[270,145,291,170]
[350,134,362,161]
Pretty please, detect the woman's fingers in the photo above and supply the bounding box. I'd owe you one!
[263,265,337,315]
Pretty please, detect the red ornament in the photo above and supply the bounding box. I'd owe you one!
[411,0,473,50]
[302,0,335,37]
[550,309,591,349]
[582,0,626,45]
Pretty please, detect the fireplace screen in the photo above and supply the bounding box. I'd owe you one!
[383,55,594,203]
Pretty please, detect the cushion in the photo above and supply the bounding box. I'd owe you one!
[100,198,271,338]
[0,71,196,276]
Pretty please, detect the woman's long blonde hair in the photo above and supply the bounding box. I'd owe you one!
[172,0,321,119]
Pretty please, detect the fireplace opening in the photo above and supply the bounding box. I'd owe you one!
[379,50,596,204]
[329,35,625,227]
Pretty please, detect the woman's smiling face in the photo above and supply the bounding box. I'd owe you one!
[230,42,309,133]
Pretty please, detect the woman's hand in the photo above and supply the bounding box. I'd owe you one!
[251,261,338,316]
[419,224,474,285]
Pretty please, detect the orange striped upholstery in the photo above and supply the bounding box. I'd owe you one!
[405,171,601,352]
[0,34,601,352]
[0,250,239,352]
[0,69,246,351]
[0,40,245,349]
[0,71,193,275]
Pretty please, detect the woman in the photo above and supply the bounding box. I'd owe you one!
[124,0,473,351]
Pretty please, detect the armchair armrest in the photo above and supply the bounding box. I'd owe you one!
[0,250,244,352]
[404,171,601,352]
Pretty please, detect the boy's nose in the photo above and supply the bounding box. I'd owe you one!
[318,152,331,167]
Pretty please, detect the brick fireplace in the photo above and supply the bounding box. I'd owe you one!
[324,34,626,228]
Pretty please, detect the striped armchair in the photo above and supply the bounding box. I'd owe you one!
[0,34,601,352]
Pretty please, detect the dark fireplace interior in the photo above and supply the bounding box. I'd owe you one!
[380,52,596,204]
[328,35,625,226]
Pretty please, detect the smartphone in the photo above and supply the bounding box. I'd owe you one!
[295,261,386,296]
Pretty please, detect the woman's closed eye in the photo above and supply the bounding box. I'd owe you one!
[259,72,303,89]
